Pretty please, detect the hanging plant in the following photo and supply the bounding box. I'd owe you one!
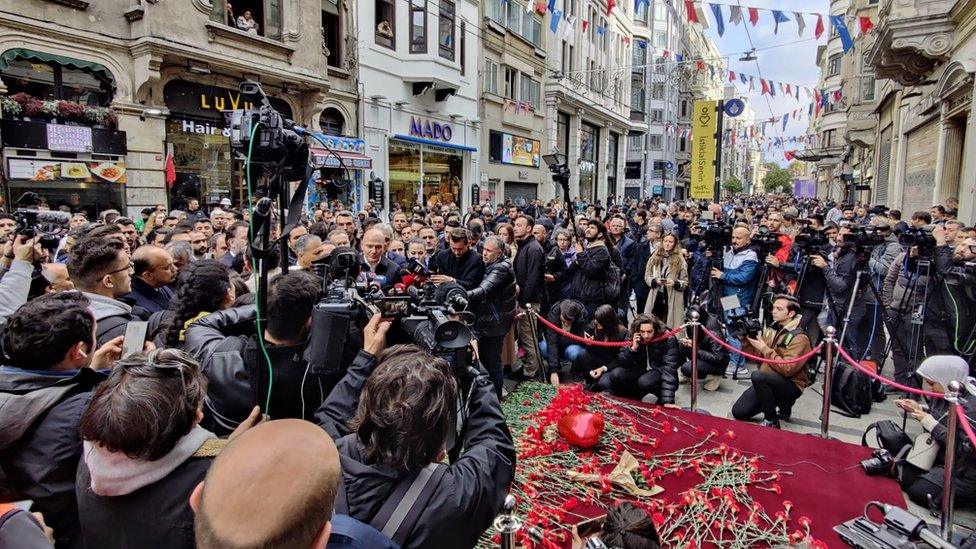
[0,96,22,117]
[41,100,60,119]
[83,106,118,128]
[22,96,45,118]
[57,100,87,122]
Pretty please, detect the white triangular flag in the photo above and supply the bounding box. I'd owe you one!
[525,0,533,14]
[729,5,742,25]
[563,14,576,39]
[794,12,805,37]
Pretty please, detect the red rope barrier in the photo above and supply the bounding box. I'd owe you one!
[958,404,976,452]
[534,311,684,347]
[834,346,943,399]
[699,326,823,366]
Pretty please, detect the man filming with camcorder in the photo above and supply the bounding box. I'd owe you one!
[314,314,516,549]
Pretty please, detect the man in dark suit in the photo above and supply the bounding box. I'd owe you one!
[122,245,177,315]
[428,227,485,290]
[513,214,545,380]
[359,229,401,289]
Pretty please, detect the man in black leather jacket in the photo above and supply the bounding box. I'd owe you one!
[466,235,517,397]
[315,315,515,549]
[591,314,680,404]
[678,305,730,391]
[183,271,343,434]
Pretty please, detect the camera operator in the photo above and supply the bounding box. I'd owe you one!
[810,224,863,356]
[731,295,812,429]
[781,227,829,345]
[860,218,901,361]
[0,235,45,325]
[183,271,331,434]
[882,225,955,387]
[710,225,759,378]
[428,227,484,290]
[314,315,516,549]
[465,235,517,397]
[677,305,730,392]
[0,293,124,549]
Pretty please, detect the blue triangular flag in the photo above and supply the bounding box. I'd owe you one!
[637,40,646,49]
[675,53,683,62]
[550,9,562,33]
[547,0,556,12]
[782,114,788,132]
[596,25,605,35]
[769,81,776,97]
[635,0,649,12]
[808,102,814,116]
[828,15,854,53]
[772,10,790,34]
[709,4,725,37]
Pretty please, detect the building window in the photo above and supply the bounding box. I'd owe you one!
[409,0,427,53]
[654,4,667,20]
[484,59,499,94]
[557,112,570,157]
[650,109,663,123]
[2,58,113,106]
[862,75,876,101]
[651,83,664,100]
[628,134,643,151]
[648,134,662,149]
[375,0,395,49]
[653,30,667,47]
[823,129,836,147]
[827,54,842,76]
[520,75,540,107]
[504,67,517,99]
[679,136,687,152]
[321,3,342,67]
[503,3,541,47]
[211,0,283,40]
[439,0,455,60]
[460,21,466,74]
[521,10,542,46]
[680,100,688,117]
[630,74,644,112]
[319,107,345,135]
[486,0,504,24]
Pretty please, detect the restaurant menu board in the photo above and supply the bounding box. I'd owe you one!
[47,124,94,153]
[7,158,127,183]
[501,133,541,168]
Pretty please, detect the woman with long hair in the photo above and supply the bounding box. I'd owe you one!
[643,232,688,329]
[157,260,235,349]
[494,222,518,373]
[495,222,517,261]
[579,304,628,384]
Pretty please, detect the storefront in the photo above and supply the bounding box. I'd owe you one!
[0,49,126,216]
[309,133,373,211]
[387,116,476,209]
[163,80,294,210]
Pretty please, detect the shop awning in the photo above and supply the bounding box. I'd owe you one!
[393,134,477,152]
[0,48,116,88]
[311,147,373,170]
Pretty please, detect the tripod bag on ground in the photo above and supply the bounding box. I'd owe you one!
[831,359,874,417]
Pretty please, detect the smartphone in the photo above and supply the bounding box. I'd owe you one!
[574,514,606,539]
[377,297,411,318]
[121,321,149,358]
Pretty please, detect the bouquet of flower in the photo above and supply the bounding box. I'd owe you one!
[0,96,22,117]
[57,100,87,121]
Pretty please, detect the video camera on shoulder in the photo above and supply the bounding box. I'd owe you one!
[896,226,937,257]
[793,226,830,256]
[11,191,70,253]
[697,220,732,253]
[751,226,782,256]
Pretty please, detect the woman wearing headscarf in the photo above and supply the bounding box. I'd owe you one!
[893,355,976,507]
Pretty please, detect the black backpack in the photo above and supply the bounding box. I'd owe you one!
[831,361,873,417]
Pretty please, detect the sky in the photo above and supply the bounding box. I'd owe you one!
[695,0,831,165]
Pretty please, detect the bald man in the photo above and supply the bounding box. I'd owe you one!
[41,263,74,293]
[359,229,401,289]
[191,420,346,549]
[123,246,178,314]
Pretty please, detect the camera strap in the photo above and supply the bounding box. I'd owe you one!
[279,161,315,238]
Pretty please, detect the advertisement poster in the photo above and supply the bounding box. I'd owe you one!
[690,100,718,200]
[8,158,127,184]
[501,133,541,168]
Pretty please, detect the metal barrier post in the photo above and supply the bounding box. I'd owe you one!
[941,380,962,542]
[493,495,521,549]
[689,311,701,412]
[819,326,836,439]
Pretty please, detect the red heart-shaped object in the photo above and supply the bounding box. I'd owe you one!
[557,411,605,449]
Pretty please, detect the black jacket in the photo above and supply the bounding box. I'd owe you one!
[467,259,517,338]
[429,249,485,291]
[683,314,729,373]
[0,367,107,549]
[616,336,681,404]
[542,300,589,367]
[514,237,545,305]
[121,277,174,315]
[612,234,635,275]
[75,454,212,549]
[544,247,575,303]
[630,238,653,292]
[315,351,515,549]
[571,244,612,303]
[360,255,403,289]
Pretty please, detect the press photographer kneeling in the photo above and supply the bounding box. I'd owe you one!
[731,295,812,429]
[314,314,516,549]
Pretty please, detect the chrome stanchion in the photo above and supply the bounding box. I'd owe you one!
[940,380,962,542]
[493,494,521,549]
[819,326,836,439]
[687,312,703,413]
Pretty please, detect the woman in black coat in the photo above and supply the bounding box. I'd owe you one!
[591,314,680,404]
[678,305,730,391]
[466,235,518,397]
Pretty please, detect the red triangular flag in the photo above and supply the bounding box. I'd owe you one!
[760,78,770,95]
[748,7,759,26]
[785,83,792,95]
[696,60,705,71]
[729,71,736,81]
[815,14,824,39]
[685,0,698,24]
[582,19,588,31]
[164,153,176,187]
[662,49,670,58]
[859,16,874,34]
[784,150,796,161]
[606,0,615,16]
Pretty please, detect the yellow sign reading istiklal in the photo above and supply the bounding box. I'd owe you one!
[690,100,718,200]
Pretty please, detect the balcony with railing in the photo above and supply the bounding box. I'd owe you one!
[867,0,956,86]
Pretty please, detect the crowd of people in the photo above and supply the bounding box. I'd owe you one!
[0,190,974,548]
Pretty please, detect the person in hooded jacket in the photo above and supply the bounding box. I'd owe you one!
[314,315,515,549]
[75,350,259,549]
[466,235,517,397]
[590,314,680,404]
[0,293,124,549]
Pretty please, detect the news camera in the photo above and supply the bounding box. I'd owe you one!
[897,226,938,256]
[701,221,732,253]
[843,225,887,250]
[945,261,976,301]
[752,226,782,256]
[10,192,70,253]
[727,310,762,339]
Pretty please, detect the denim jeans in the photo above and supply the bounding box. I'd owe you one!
[724,306,745,369]
[540,341,586,371]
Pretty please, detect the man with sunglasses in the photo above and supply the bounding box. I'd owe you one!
[67,236,142,346]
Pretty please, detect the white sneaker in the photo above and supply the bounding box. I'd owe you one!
[725,364,747,378]
[703,375,721,391]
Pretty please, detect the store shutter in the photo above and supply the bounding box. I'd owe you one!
[901,121,938,214]
[874,127,891,206]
